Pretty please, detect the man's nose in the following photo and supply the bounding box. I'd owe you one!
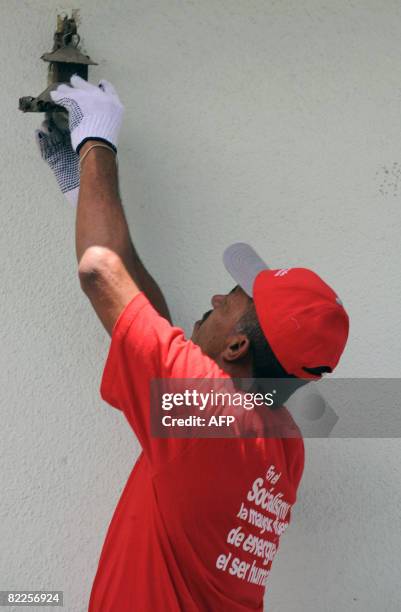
[211,294,225,308]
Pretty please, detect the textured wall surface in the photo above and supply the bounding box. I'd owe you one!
[1,1,401,610]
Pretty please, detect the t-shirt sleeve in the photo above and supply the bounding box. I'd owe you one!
[100,292,222,467]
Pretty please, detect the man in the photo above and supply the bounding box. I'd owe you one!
[36,76,349,611]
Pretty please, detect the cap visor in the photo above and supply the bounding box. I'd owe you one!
[223,242,269,297]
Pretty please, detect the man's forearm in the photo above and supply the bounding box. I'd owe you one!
[76,142,129,262]
[77,141,171,321]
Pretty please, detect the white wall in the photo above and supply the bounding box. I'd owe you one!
[1,1,400,610]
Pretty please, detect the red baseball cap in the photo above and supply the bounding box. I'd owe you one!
[223,243,349,379]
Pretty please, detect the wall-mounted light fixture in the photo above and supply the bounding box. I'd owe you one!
[19,12,97,128]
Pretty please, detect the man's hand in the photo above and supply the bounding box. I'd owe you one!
[35,120,79,206]
[50,75,124,153]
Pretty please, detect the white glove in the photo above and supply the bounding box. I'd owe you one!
[35,120,79,207]
[50,75,124,153]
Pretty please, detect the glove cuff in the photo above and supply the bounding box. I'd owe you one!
[76,137,117,155]
[71,112,123,153]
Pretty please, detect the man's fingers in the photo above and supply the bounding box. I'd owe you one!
[38,119,50,133]
[34,128,45,141]
[71,74,97,91]
[51,76,119,102]
[35,128,49,157]
[38,119,57,135]
[50,84,72,103]
[53,83,72,95]
[35,119,66,155]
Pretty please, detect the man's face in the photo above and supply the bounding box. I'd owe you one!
[191,285,252,359]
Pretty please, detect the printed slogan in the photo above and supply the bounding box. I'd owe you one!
[215,465,293,587]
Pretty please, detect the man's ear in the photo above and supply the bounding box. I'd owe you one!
[222,334,250,362]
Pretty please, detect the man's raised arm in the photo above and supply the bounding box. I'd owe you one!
[50,75,171,334]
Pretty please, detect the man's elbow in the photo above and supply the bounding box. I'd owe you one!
[78,246,121,292]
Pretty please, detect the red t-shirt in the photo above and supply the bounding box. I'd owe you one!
[88,293,304,612]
